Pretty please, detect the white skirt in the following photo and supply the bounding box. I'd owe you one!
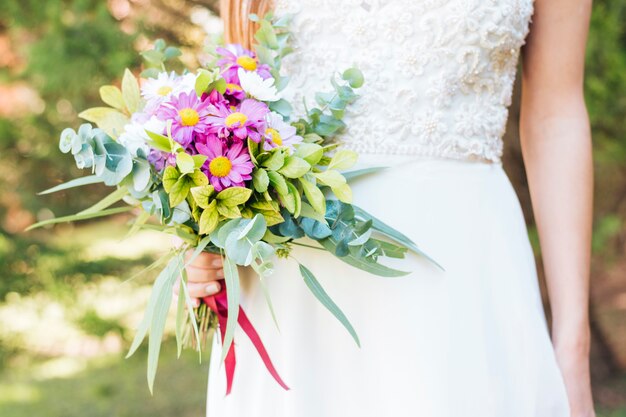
[206,156,571,417]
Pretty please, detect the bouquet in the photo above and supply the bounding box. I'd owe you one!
[28,14,436,394]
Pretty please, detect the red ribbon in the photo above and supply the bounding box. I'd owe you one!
[202,282,289,395]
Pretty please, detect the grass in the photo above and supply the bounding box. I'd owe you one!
[0,344,210,417]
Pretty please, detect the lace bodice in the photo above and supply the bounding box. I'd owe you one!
[275,0,535,163]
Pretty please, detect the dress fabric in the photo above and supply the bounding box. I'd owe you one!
[207,1,571,416]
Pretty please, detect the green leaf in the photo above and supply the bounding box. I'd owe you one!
[122,68,142,114]
[78,107,128,138]
[195,69,214,97]
[169,176,192,207]
[147,254,183,393]
[190,184,215,209]
[342,166,387,182]
[252,168,270,193]
[220,256,240,365]
[352,205,443,270]
[164,46,182,60]
[254,19,279,50]
[267,171,288,196]
[99,85,125,111]
[78,186,128,215]
[332,183,353,203]
[126,252,180,359]
[25,206,133,231]
[299,177,326,215]
[154,39,166,51]
[38,175,103,195]
[268,99,292,117]
[188,169,209,187]
[299,201,328,224]
[163,166,180,192]
[175,278,186,357]
[278,156,311,178]
[199,201,219,234]
[216,187,252,206]
[294,143,324,165]
[328,149,358,171]
[298,263,360,347]
[217,202,241,219]
[141,49,165,66]
[180,267,202,353]
[145,130,173,153]
[318,238,411,277]
[262,228,291,243]
[192,154,208,168]
[314,170,346,188]
[263,150,285,171]
[342,68,364,88]
[176,152,195,174]
[141,68,160,79]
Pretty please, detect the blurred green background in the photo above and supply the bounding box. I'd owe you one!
[0,1,624,416]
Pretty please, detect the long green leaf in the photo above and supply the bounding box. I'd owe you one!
[352,205,443,270]
[126,252,180,358]
[180,268,202,355]
[318,237,410,277]
[78,186,128,215]
[38,175,103,195]
[122,250,175,284]
[342,167,387,182]
[25,206,133,231]
[183,236,212,268]
[147,254,182,393]
[298,263,360,347]
[219,255,240,365]
[175,278,186,358]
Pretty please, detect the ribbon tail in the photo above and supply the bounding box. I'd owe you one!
[236,305,290,390]
[203,294,236,396]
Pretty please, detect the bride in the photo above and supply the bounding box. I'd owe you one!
[182,0,595,415]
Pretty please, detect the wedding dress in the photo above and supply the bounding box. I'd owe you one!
[207,0,571,415]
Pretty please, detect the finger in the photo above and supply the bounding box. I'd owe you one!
[186,266,224,283]
[185,251,223,270]
[172,278,200,308]
[187,281,221,298]
[172,292,201,308]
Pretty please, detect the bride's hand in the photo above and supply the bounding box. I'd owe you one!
[173,251,224,307]
[554,339,596,417]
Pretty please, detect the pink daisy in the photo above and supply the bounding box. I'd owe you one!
[206,99,269,142]
[196,139,253,191]
[156,91,213,147]
[216,44,272,81]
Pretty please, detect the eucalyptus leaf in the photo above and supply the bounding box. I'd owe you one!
[219,255,240,365]
[38,175,102,195]
[298,263,360,347]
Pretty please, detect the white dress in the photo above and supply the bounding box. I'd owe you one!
[208,1,571,416]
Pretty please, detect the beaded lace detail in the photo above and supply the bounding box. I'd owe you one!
[274,0,534,163]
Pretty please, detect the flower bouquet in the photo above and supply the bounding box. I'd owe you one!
[28,14,435,394]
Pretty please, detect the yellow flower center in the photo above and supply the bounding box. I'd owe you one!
[225,112,247,128]
[265,128,282,146]
[157,86,173,96]
[226,83,242,91]
[209,156,232,177]
[236,56,257,71]
[178,108,200,126]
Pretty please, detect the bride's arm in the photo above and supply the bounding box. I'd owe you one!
[520,1,594,416]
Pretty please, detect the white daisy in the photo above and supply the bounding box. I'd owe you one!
[141,71,180,104]
[237,68,280,102]
[118,116,166,157]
